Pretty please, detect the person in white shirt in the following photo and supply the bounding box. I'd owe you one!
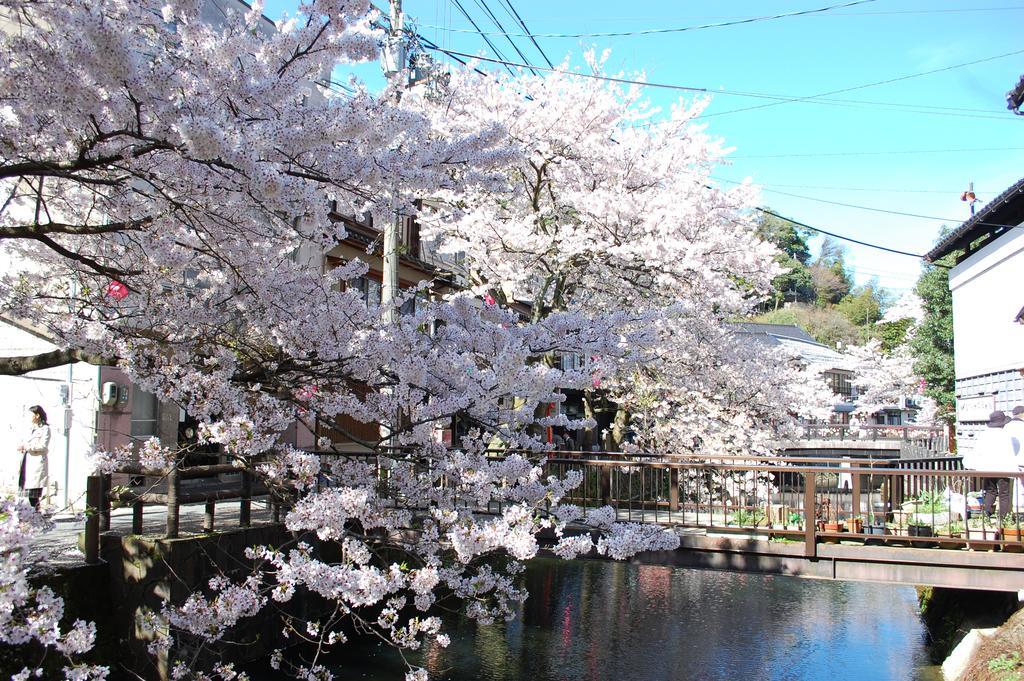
[1004,405,1024,455]
[964,411,1017,519]
[16,405,50,509]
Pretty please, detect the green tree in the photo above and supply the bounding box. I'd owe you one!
[752,303,860,348]
[811,237,853,305]
[756,210,812,264]
[756,211,816,309]
[837,284,883,329]
[875,317,914,353]
[910,254,956,419]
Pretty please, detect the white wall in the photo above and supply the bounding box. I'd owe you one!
[0,322,99,510]
[948,225,1024,379]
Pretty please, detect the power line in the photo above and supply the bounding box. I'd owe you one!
[449,0,518,76]
[420,0,878,38]
[753,206,933,260]
[424,46,1024,121]
[714,176,959,221]
[491,6,1024,23]
[703,48,1024,118]
[497,0,554,69]
[730,146,1024,159]
[469,0,541,75]
[744,181,972,195]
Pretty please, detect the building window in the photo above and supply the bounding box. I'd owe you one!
[824,371,853,397]
[131,388,159,438]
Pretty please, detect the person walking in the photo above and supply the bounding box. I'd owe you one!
[1004,405,1024,454]
[1005,406,1024,514]
[964,410,1017,520]
[17,405,50,509]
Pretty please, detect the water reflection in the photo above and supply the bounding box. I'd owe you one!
[334,558,938,681]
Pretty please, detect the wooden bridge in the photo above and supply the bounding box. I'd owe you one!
[74,444,1024,597]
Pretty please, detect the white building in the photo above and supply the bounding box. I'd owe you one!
[0,320,100,509]
[924,177,1024,455]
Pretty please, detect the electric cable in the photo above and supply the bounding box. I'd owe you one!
[424,45,1024,121]
[729,146,1024,160]
[752,206,934,260]
[449,0,518,76]
[703,48,1024,118]
[498,0,554,69]
[713,176,959,221]
[470,0,541,75]
[419,0,879,38]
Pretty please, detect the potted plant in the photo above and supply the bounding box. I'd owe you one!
[848,515,864,534]
[787,511,804,532]
[937,521,964,550]
[1001,514,1022,552]
[967,516,1000,549]
[817,497,844,542]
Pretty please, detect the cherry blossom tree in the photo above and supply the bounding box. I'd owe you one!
[410,53,827,455]
[0,2,680,678]
[846,340,937,426]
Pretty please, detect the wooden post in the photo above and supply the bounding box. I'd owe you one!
[132,498,144,535]
[852,472,862,521]
[165,462,180,539]
[203,499,215,533]
[239,470,252,528]
[84,475,102,564]
[669,468,680,512]
[804,472,817,558]
[599,465,612,507]
[100,473,112,532]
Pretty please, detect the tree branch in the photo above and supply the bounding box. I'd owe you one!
[0,348,118,376]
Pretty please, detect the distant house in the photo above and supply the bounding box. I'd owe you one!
[732,322,921,425]
[732,323,856,422]
[924,176,1024,456]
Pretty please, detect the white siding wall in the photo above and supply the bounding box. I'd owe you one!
[948,223,1024,458]
[949,225,1024,378]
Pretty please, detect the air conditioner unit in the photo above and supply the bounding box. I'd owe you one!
[101,382,119,407]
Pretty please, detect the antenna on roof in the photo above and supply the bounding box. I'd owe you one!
[960,181,977,216]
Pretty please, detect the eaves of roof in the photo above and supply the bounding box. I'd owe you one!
[924,176,1024,263]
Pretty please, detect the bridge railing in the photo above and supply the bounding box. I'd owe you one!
[797,423,948,449]
[83,448,1020,563]
[82,462,287,563]
[540,452,1022,554]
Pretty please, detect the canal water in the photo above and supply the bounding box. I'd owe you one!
[330,558,941,681]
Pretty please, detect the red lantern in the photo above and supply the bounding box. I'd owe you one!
[106,280,129,300]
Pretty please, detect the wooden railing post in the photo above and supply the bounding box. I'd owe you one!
[84,474,102,564]
[669,468,680,512]
[804,471,817,558]
[852,471,862,522]
[132,498,144,535]
[239,470,252,528]
[100,473,111,532]
[165,462,180,539]
[599,465,612,507]
[203,499,215,533]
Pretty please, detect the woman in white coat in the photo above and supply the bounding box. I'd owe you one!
[17,405,49,509]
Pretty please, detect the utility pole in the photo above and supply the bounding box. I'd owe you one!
[381,0,407,325]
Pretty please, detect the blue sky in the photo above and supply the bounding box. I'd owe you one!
[265,0,1024,295]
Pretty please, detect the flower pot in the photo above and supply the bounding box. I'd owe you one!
[937,534,963,550]
[1002,527,1023,552]
[823,522,844,543]
[864,523,888,545]
[907,524,934,537]
[848,518,864,534]
[967,526,1000,551]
